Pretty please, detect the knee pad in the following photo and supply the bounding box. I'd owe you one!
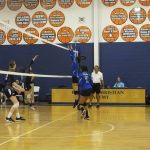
[12,102,19,109]
[73,91,79,95]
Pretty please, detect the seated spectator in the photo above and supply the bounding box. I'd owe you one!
[113,76,125,88]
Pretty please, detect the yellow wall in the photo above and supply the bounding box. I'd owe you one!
[52,88,145,103]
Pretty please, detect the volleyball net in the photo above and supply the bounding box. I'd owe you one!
[0,70,72,78]
[0,19,80,78]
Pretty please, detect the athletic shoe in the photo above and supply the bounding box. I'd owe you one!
[16,117,26,121]
[5,117,15,123]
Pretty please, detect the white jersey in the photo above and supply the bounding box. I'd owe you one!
[91,71,103,84]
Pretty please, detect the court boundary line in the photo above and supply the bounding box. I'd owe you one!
[0,121,115,139]
[0,111,77,147]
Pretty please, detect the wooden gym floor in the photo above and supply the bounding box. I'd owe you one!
[0,105,150,150]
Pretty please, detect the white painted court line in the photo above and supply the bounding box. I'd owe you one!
[0,111,77,147]
[0,121,115,139]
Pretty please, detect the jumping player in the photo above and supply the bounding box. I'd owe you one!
[68,45,80,108]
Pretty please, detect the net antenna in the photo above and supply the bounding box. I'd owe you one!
[0,19,69,50]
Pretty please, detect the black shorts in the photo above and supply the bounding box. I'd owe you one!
[80,89,92,97]
[72,76,78,83]
[92,83,101,94]
[4,87,17,98]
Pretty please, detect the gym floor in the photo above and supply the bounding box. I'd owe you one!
[0,105,150,150]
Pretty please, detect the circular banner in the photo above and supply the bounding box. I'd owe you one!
[0,0,6,10]
[102,25,119,42]
[102,0,118,7]
[129,8,146,24]
[0,29,6,45]
[111,8,128,25]
[120,0,136,6]
[49,10,65,27]
[121,25,138,42]
[139,0,150,6]
[40,27,56,43]
[75,26,91,43]
[57,27,74,43]
[7,0,22,11]
[58,0,74,8]
[24,0,39,9]
[75,0,93,8]
[40,0,56,10]
[15,12,30,28]
[139,24,150,42]
[32,11,47,28]
[7,29,22,45]
[23,28,39,44]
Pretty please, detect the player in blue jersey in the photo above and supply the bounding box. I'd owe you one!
[68,45,80,108]
[78,65,93,120]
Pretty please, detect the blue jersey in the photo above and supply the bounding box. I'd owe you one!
[113,82,125,88]
[78,72,93,91]
[69,49,79,77]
